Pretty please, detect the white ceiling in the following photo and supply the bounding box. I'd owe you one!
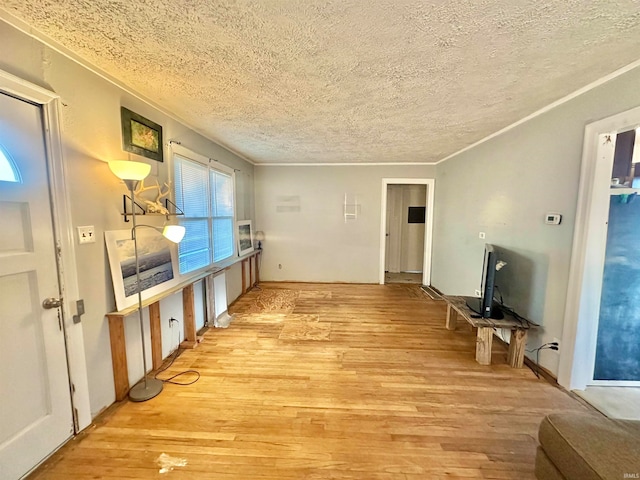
[2,1,640,164]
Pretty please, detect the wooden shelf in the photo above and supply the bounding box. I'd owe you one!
[106,249,261,400]
[107,249,261,316]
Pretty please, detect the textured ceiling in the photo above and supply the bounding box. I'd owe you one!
[2,1,640,164]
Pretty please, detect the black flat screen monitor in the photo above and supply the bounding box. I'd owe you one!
[466,243,503,319]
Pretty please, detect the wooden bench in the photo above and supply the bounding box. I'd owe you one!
[443,295,535,368]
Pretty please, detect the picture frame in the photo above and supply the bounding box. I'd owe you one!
[237,220,254,256]
[105,229,181,310]
[121,107,163,162]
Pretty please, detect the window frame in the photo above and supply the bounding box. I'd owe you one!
[210,168,236,262]
[171,145,237,275]
[0,142,21,183]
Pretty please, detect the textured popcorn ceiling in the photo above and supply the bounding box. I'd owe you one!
[3,1,640,164]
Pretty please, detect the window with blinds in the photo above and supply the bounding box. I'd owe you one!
[174,152,236,274]
[211,169,234,262]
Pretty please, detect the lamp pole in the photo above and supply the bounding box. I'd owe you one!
[126,179,163,402]
[108,160,184,402]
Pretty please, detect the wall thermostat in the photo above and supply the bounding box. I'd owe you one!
[545,213,562,225]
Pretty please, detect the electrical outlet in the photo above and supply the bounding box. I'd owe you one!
[77,225,95,244]
[479,232,486,239]
[552,337,561,354]
[474,289,481,297]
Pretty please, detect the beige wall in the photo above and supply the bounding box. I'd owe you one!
[254,165,435,283]
[0,20,254,417]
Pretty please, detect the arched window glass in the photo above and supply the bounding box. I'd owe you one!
[0,144,21,183]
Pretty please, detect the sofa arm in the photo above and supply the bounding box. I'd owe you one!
[537,413,640,480]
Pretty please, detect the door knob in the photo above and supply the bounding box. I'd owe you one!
[42,297,63,309]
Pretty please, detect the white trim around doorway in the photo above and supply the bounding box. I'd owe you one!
[0,69,91,431]
[559,104,640,391]
[379,178,435,286]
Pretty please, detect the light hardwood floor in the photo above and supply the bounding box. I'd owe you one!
[28,283,590,479]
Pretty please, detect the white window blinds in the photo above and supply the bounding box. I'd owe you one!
[174,152,236,274]
[211,170,234,262]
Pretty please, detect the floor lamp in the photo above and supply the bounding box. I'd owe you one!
[109,160,186,402]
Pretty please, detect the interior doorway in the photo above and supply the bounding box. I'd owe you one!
[385,184,426,284]
[379,178,435,286]
[560,105,640,394]
[592,126,640,384]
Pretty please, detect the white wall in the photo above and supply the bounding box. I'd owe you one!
[255,165,435,283]
[432,63,640,376]
[0,20,254,417]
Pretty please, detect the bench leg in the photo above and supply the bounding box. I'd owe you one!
[445,305,458,330]
[181,284,198,349]
[476,327,492,365]
[507,329,528,368]
[107,314,129,401]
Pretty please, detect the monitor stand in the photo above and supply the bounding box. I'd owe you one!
[463,297,504,320]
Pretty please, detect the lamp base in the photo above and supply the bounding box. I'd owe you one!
[129,377,163,402]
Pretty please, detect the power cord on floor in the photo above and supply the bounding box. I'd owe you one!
[526,342,559,378]
[154,318,200,386]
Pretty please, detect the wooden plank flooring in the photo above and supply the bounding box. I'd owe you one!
[28,283,590,479]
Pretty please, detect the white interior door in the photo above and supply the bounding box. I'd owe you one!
[385,185,402,273]
[0,92,73,479]
[399,184,426,272]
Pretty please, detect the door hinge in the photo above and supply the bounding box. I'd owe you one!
[72,407,79,433]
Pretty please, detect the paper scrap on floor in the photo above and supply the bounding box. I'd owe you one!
[157,453,187,474]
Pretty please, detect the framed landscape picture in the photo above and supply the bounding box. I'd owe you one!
[105,229,181,310]
[237,220,254,256]
[121,106,163,162]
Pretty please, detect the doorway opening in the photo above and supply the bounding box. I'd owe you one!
[379,178,435,286]
[560,106,640,419]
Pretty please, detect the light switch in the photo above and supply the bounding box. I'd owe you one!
[77,225,96,244]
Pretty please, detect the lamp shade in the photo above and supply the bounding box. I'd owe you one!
[108,160,151,181]
[255,231,265,241]
[162,225,186,243]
